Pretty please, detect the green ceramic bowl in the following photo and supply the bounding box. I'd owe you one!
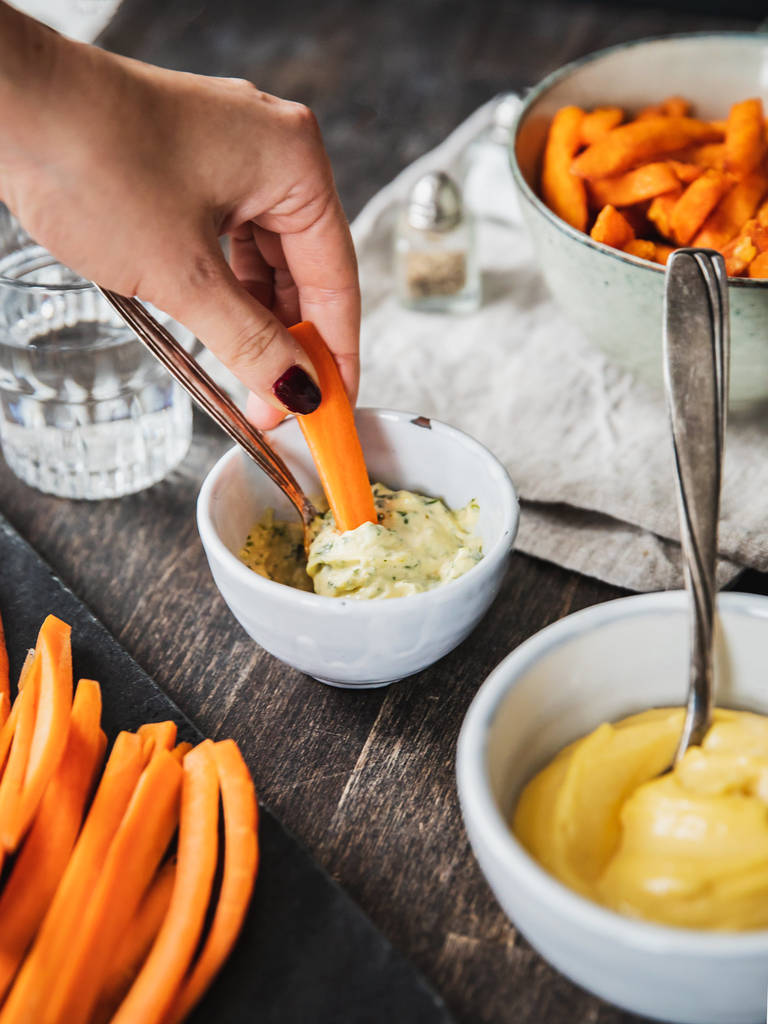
[511,33,768,409]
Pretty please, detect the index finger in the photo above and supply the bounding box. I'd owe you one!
[279,191,361,404]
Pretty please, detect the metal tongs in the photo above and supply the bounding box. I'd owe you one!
[95,288,319,536]
[663,249,729,765]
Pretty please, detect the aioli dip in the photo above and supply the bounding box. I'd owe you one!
[513,707,768,930]
[239,483,482,599]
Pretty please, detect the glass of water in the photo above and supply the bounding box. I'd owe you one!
[0,207,192,499]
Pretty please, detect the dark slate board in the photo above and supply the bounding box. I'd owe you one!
[0,514,453,1024]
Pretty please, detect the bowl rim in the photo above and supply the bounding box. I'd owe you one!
[509,30,768,290]
[456,588,768,954]
[196,406,520,613]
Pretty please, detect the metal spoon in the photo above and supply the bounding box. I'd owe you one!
[95,287,320,545]
[663,248,729,765]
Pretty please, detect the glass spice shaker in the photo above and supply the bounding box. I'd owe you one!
[394,171,480,313]
[461,93,520,222]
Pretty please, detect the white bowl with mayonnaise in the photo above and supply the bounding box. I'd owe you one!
[457,591,768,1024]
[197,408,518,688]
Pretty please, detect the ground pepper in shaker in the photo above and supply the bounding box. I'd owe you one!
[394,171,480,312]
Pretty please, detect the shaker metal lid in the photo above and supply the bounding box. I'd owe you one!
[406,171,463,231]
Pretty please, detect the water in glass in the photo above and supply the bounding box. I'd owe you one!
[0,213,192,499]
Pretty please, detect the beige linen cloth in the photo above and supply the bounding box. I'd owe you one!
[353,97,766,591]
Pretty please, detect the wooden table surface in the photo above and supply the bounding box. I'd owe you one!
[2,2,765,1022]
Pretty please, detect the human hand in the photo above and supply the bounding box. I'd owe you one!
[0,11,359,427]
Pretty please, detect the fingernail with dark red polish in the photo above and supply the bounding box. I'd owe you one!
[272,365,322,414]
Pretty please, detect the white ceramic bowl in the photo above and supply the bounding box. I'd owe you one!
[197,408,518,688]
[511,33,768,408]
[457,591,768,1024]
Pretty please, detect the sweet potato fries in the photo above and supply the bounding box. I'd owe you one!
[540,95,768,277]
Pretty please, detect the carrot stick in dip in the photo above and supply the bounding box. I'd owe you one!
[289,321,376,533]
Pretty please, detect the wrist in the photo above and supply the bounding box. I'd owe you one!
[0,7,97,181]
[0,3,66,100]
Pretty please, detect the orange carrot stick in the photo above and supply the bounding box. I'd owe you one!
[4,615,73,850]
[94,859,177,1022]
[0,651,35,778]
[0,700,19,780]
[0,695,17,875]
[170,741,194,764]
[0,694,8,734]
[0,730,145,1024]
[0,647,40,853]
[0,698,19,770]
[166,740,259,1024]
[0,611,9,709]
[43,750,183,1024]
[111,742,220,1024]
[0,679,103,1001]
[289,321,376,533]
[13,649,33,693]
[137,722,178,755]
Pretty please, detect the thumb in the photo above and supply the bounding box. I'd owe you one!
[162,242,322,420]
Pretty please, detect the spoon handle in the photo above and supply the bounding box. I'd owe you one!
[95,287,318,527]
[663,249,729,763]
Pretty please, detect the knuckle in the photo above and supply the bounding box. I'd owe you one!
[185,250,222,292]
[287,101,320,136]
[223,76,258,93]
[227,318,283,371]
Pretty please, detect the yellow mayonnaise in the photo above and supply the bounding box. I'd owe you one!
[513,707,768,930]
[239,482,482,599]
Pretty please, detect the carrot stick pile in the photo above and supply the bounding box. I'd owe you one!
[0,613,259,1024]
[540,95,768,277]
